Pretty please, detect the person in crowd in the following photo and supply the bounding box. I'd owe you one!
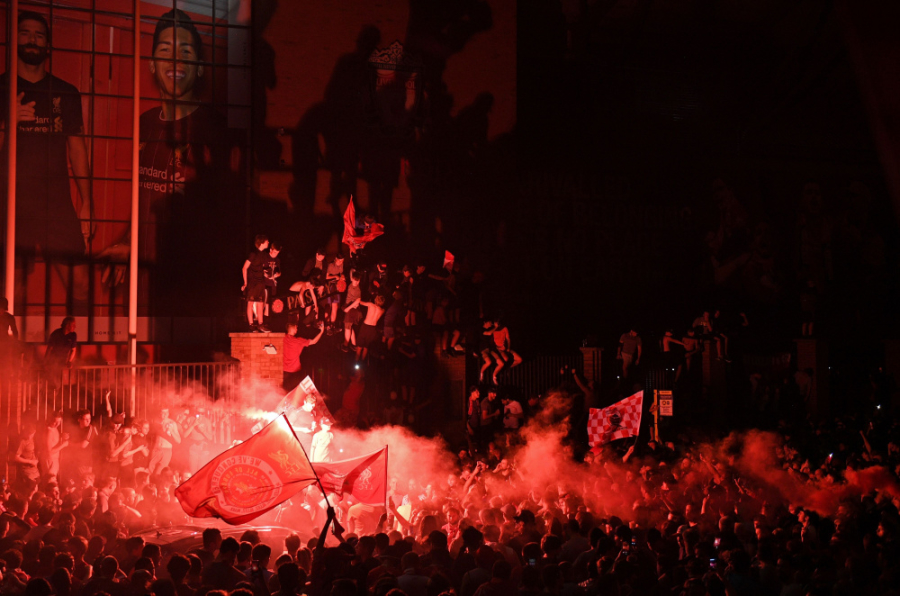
[287,276,321,327]
[129,419,152,478]
[309,417,335,463]
[44,316,77,386]
[149,408,180,475]
[290,394,321,453]
[263,242,282,319]
[13,422,40,487]
[324,253,346,332]
[0,297,19,372]
[616,327,642,379]
[63,408,98,484]
[301,248,326,280]
[282,322,325,391]
[382,290,405,351]
[355,294,385,363]
[480,387,502,443]
[39,410,68,481]
[484,317,522,385]
[201,537,245,591]
[242,234,271,332]
[466,385,483,455]
[341,270,363,352]
[183,406,214,473]
[501,394,524,432]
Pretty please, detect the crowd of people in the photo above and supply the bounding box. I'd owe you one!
[3,360,899,596]
[240,232,523,429]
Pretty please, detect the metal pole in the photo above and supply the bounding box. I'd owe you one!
[128,0,141,416]
[653,390,659,443]
[6,0,19,311]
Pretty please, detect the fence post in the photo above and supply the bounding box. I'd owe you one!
[580,347,602,386]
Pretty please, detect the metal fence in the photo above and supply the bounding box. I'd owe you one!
[1,362,240,435]
[501,353,585,399]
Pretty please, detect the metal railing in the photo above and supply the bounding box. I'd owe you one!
[1,361,240,434]
[501,353,585,399]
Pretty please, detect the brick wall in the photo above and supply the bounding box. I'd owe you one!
[230,332,285,388]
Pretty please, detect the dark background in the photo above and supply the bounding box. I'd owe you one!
[250,0,899,362]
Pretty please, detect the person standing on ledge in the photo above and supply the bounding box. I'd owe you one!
[617,328,642,379]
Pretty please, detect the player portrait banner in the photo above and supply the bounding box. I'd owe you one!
[174,414,319,525]
[312,447,388,506]
[588,391,644,447]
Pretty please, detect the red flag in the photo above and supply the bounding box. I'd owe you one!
[442,250,455,271]
[312,447,387,506]
[587,391,644,447]
[342,197,384,252]
[281,375,319,409]
[174,414,319,525]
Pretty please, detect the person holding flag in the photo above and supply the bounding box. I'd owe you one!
[174,414,386,544]
[342,196,384,259]
[174,414,321,525]
[587,391,644,450]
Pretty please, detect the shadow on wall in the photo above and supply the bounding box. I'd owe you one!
[252,0,509,270]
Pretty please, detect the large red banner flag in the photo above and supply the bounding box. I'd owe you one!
[342,197,384,253]
[312,447,388,506]
[587,391,644,447]
[174,414,319,525]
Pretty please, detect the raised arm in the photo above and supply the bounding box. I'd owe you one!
[308,323,326,346]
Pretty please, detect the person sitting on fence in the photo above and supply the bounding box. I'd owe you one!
[481,318,522,385]
[44,316,77,388]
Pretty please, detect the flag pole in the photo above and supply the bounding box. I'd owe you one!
[384,444,388,507]
[281,413,333,510]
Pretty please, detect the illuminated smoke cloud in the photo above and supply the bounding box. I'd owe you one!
[159,376,896,524]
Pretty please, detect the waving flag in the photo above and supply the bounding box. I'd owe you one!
[342,197,384,253]
[174,414,319,525]
[443,250,455,271]
[312,447,387,506]
[588,391,643,447]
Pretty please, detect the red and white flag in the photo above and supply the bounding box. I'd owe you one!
[588,391,643,447]
[342,197,384,252]
[174,414,319,525]
[312,447,387,506]
[282,375,319,409]
[442,250,455,271]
